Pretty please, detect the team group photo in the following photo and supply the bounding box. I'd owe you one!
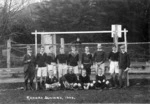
[24,43,130,91]
[0,0,149,104]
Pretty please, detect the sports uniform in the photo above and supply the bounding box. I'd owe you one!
[45,76,60,90]
[95,74,109,89]
[56,53,68,78]
[93,50,106,74]
[108,51,119,74]
[118,45,130,88]
[79,74,91,89]
[67,51,79,74]
[46,53,57,77]
[60,72,78,89]
[36,52,47,77]
[81,52,93,75]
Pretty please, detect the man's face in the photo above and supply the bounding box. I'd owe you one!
[97,46,102,50]
[85,47,89,52]
[27,50,32,54]
[121,48,125,52]
[68,67,73,74]
[82,70,86,76]
[49,70,54,77]
[49,47,53,53]
[40,47,45,53]
[60,48,64,54]
[112,47,116,51]
[98,69,102,75]
[77,38,80,41]
[71,47,76,51]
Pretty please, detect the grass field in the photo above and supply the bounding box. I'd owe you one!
[0,82,150,104]
[0,63,150,104]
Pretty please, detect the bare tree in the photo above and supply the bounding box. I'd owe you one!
[0,0,32,43]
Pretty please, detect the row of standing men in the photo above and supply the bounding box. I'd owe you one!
[23,44,130,90]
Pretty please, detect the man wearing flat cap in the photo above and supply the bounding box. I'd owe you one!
[118,45,130,88]
[23,46,35,90]
[93,44,106,74]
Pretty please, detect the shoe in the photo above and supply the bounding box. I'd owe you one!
[24,87,28,91]
[78,87,83,90]
[95,87,100,90]
[118,86,122,89]
[30,87,34,91]
[108,87,113,90]
[99,89,102,91]
[123,86,127,89]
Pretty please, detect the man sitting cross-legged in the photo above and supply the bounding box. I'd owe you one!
[94,68,110,90]
[60,66,78,90]
[78,69,94,90]
[45,70,61,91]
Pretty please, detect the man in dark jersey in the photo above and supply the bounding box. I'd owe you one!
[93,44,106,74]
[67,45,79,76]
[118,45,130,88]
[60,67,78,90]
[35,46,47,90]
[46,46,57,78]
[94,69,110,90]
[45,70,61,90]
[23,46,35,90]
[79,70,91,90]
[55,47,68,79]
[108,45,119,88]
[81,46,93,76]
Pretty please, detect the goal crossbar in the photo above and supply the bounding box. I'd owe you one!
[31,30,128,35]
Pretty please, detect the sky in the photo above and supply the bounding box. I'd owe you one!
[0,0,42,6]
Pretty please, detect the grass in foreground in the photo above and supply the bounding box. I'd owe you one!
[0,82,150,104]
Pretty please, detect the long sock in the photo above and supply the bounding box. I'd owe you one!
[24,80,28,90]
[30,81,34,90]
[38,81,41,89]
[42,81,45,89]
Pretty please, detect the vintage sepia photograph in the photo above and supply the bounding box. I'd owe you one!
[0,0,149,104]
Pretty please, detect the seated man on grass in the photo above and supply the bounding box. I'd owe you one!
[45,70,61,90]
[79,69,93,90]
[60,66,78,90]
[94,68,110,90]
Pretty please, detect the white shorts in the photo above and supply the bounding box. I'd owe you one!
[47,64,57,76]
[95,62,105,74]
[58,64,68,78]
[109,61,119,74]
[37,67,47,77]
[70,66,79,74]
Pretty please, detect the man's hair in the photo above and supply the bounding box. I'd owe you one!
[41,46,44,49]
[120,45,125,49]
[60,47,64,50]
[85,46,89,49]
[97,68,102,72]
[71,45,75,48]
[49,46,53,49]
[82,69,86,73]
[112,44,117,48]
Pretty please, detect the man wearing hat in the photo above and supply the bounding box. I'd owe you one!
[118,45,130,88]
[23,46,35,90]
[93,44,106,74]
